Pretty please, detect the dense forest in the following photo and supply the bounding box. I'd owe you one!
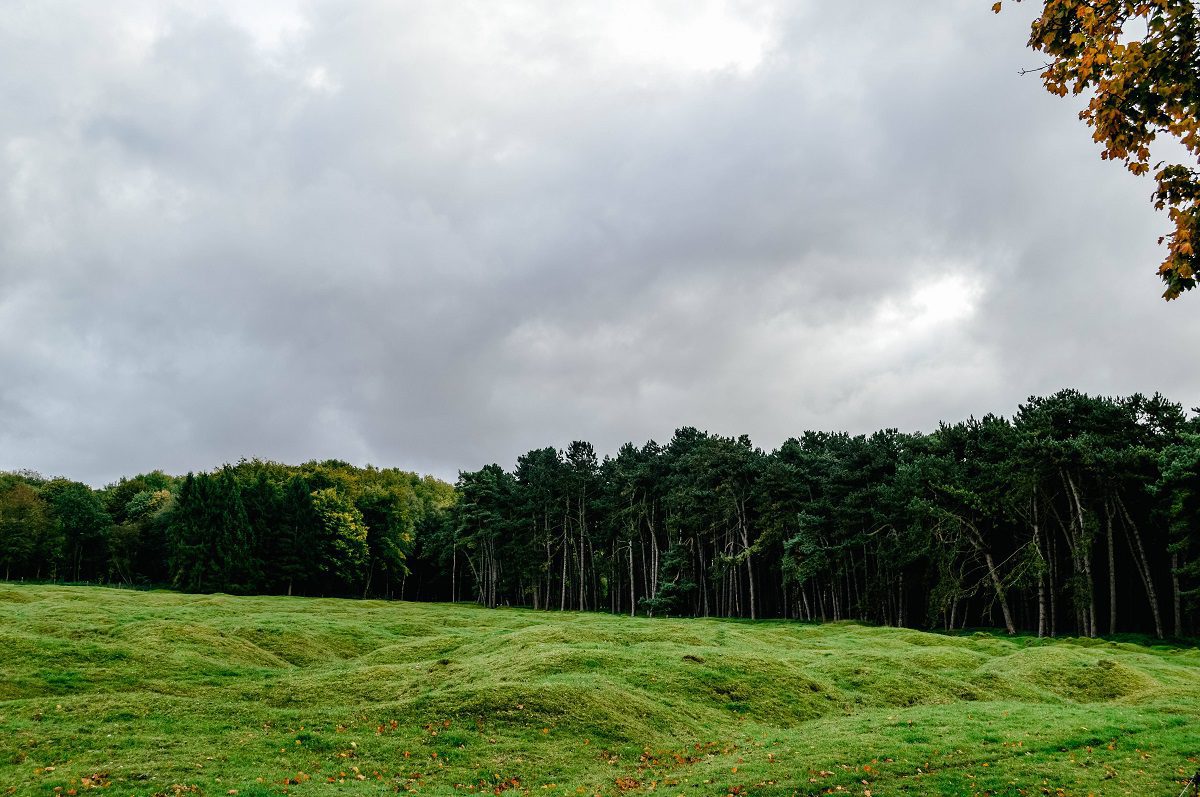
[1,389,1198,638]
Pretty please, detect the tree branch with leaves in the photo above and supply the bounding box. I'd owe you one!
[998,0,1200,298]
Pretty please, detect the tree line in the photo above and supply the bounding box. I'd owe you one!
[1,389,1198,637]
[451,389,1200,638]
[0,460,455,600]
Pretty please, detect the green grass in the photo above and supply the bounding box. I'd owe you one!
[2,586,1199,796]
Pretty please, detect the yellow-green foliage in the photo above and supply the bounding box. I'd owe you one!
[2,585,1199,795]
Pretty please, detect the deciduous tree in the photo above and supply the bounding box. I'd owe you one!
[1000,0,1200,298]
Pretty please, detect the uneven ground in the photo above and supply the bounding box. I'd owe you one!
[1,586,1198,796]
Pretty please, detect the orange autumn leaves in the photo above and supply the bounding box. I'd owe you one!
[997,0,1200,298]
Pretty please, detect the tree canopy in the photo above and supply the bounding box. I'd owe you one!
[1000,0,1200,298]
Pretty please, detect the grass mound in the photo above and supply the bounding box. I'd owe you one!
[978,646,1160,702]
[1,585,1198,796]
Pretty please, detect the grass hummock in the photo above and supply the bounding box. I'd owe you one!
[2,584,1198,795]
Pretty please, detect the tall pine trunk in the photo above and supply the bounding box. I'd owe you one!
[1063,470,1096,637]
[1106,505,1116,634]
[1172,552,1183,637]
[1033,498,1047,637]
[1115,494,1164,638]
[628,543,635,617]
[983,551,1016,635]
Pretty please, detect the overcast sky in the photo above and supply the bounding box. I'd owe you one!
[2,1,1197,485]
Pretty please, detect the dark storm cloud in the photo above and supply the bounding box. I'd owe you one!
[1,1,1196,485]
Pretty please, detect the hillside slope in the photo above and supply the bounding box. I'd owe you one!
[1,585,1198,795]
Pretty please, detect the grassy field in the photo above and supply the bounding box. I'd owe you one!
[1,586,1199,796]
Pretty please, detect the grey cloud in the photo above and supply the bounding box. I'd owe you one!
[1,1,1196,486]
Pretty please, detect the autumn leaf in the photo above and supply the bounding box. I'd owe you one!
[1005,0,1200,298]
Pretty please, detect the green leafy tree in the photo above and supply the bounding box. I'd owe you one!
[639,542,697,617]
[356,483,417,599]
[241,473,281,593]
[311,487,369,593]
[0,481,52,580]
[167,471,254,593]
[1155,434,1200,635]
[455,465,519,608]
[277,475,322,595]
[514,447,568,610]
[106,488,173,585]
[922,417,1020,634]
[167,473,205,591]
[564,441,600,612]
[43,480,112,582]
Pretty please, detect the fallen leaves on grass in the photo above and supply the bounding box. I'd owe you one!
[151,787,201,797]
[79,773,110,789]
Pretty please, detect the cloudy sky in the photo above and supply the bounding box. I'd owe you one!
[1,1,1197,485]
